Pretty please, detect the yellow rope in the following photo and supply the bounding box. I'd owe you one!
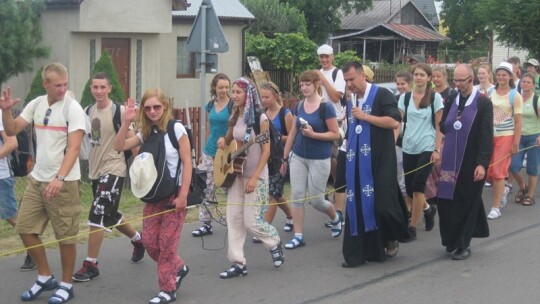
[2,144,538,257]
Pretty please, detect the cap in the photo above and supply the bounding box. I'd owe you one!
[317,44,333,55]
[130,152,158,198]
[495,61,513,75]
[363,66,374,83]
[525,59,539,67]
[409,54,426,63]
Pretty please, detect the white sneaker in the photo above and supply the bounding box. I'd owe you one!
[487,208,501,220]
[500,186,510,209]
[485,182,492,187]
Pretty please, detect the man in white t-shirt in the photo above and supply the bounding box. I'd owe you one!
[317,45,346,209]
[0,63,85,304]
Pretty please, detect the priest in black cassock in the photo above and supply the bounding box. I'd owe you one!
[437,64,493,260]
[341,61,410,268]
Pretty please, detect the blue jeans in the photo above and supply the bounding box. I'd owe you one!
[0,177,17,220]
[510,134,540,176]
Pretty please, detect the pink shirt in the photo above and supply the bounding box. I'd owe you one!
[232,113,269,179]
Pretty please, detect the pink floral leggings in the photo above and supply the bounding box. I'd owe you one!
[142,197,187,292]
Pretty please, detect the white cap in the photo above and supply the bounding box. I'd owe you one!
[495,61,513,75]
[129,152,158,198]
[317,44,333,55]
[526,59,539,67]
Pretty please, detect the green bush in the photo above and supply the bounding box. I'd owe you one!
[80,50,125,108]
[24,66,45,104]
[334,50,362,70]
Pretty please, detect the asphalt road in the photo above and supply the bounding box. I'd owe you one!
[1,184,539,304]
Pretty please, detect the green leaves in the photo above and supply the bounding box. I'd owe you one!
[241,0,308,36]
[0,0,49,85]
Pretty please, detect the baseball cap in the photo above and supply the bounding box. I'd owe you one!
[495,61,513,75]
[409,54,426,63]
[525,59,539,67]
[317,44,333,55]
[363,66,374,83]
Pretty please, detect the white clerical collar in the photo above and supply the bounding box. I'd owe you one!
[454,87,478,107]
[356,83,372,107]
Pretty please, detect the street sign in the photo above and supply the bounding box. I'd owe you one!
[186,0,229,53]
[195,53,218,73]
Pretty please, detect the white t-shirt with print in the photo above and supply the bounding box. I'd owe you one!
[20,95,86,182]
[320,67,346,120]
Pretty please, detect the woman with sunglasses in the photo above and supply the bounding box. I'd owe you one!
[114,89,192,304]
[216,77,284,279]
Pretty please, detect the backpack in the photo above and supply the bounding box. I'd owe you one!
[135,120,182,203]
[207,98,233,114]
[277,106,288,136]
[533,94,539,118]
[0,129,32,177]
[252,112,284,173]
[402,92,436,137]
[82,101,133,162]
[331,68,348,107]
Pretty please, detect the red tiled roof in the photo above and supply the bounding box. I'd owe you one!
[332,23,449,42]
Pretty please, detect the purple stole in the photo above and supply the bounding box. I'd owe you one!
[438,89,480,200]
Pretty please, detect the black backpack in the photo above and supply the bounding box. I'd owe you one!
[533,94,539,117]
[294,100,328,131]
[402,92,436,135]
[252,111,284,173]
[85,101,133,162]
[137,120,182,203]
[0,130,32,177]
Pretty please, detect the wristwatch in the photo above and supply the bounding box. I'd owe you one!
[433,149,440,153]
[55,175,65,181]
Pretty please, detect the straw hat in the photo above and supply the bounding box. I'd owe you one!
[129,152,158,198]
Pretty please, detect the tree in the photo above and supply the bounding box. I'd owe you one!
[334,50,362,69]
[0,0,49,86]
[241,0,308,36]
[80,50,126,108]
[25,66,46,104]
[477,0,539,58]
[281,0,373,44]
[246,32,318,93]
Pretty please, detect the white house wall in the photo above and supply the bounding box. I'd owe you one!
[79,0,171,33]
[492,33,529,67]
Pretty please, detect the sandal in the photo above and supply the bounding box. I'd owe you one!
[331,211,343,238]
[283,222,294,232]
[175,264,189,290]
[219,264,247,279]
[21,276,58,301]
[285,236,305,249]
[148,291,176,304]
[386,241,399,258]
[270,242,284,268]
[48,285,74,304]
[522,196,535,206]
[515,187,528,204]
[192,224,213,237]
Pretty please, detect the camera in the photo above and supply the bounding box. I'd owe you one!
[299,117,309,129]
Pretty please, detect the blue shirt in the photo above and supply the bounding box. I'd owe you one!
[292,101,336,159]
[203,100,231,157]
[271,108,291,135]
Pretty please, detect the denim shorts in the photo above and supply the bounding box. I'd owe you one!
[510,134,540,176]
[0,177,17,220]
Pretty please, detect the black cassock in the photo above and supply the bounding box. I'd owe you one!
[343,88,409,266]
[437,93,493,251]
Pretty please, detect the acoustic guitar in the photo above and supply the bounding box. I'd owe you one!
[213,132,269,188]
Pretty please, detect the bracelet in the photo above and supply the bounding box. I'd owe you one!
[282,158,288,163]
[434,149,440,153]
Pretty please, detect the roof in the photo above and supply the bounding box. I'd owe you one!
[332,23,449,42]
[341,0,436,32]
[341,0,410,31]
[173,0,254,20]
[411,0,439,26]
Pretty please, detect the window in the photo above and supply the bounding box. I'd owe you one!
[177,37,195,78]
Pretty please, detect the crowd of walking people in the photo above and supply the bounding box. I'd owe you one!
[1,46,539,303]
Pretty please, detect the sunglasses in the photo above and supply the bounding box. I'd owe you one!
[43,108,52,126]
[453,76,472,83]
[260,82,280,94]
[143,104,163,112]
